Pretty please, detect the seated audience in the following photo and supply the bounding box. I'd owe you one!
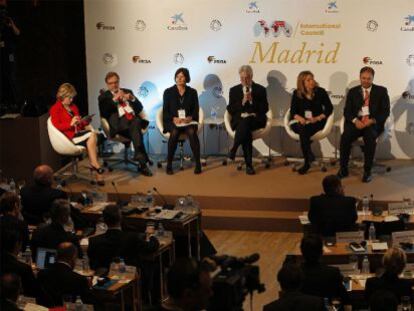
[20,165,67,224]
[308,175,357,236]
[37,242,95,307]
[300,235,349,304]
[365,247,413,303]
[31,199,81,258]
[263,262,324,311]
[369,290,398,311]
[0,192,29,250]
[0,273,22,311]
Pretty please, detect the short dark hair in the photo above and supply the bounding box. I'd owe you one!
[277,262,303,291]
[0,192,19,214]
[167,258,203,299]
[369,290,398,311]
[103,204,122,227]
[50,199,70,223]
[300,234,323,263]
[105,71,120,82]
[360,66,375,76]
[57,242,77,262]
[175,67,191,83]
[1,229,22,252]
[0,273,22,302]
[322,175,342,195]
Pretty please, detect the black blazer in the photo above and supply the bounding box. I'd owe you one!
[344,84,390,133]
[37,262,95,307]
[301,262,349,303]
[365,272,413,302]
[227,82,269,130]
[0,299,22,311]
[0,215,30,251]
[263,291,324,311]
[308,194,358,236]
[20,184,67,225]
[162,85,199,133]
[98,88,144,120]
[290,87,333,121]
[87,229,159,271]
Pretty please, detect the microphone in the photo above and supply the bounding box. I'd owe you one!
[153,187,174,210]
[111,181,128,206]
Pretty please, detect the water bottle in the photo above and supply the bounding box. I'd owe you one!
[23,246,32,266]
[157,222,165,237]
[64,217,75,233]
[361,256,370,274]
[146,190,154,209]
[75,296,84,311]
[369,223,376,241]
[324,297,332,311]
[9,178,16,194]
[119,258,126,273]
[362,196,369,215]
[82,254,90,272]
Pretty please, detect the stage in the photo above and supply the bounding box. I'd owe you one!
[62,156,414,232]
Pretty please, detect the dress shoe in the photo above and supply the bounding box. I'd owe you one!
[228,149,236,161]
[166,165,173,175]
[140,164,153,177]
[298,163,310,175]
[194,164,202,175]
[337,167,349,179]
[246,165,256,175]
[133,152,146,162]
[362,171,372,183]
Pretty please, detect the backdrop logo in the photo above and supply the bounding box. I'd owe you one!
[207,56,227,64]
[401,15,414,31]
[366,20,378,31]
[210,19,222,31]
[132,56,151,64]
[363,56,383,65]
[246,1,260,13]
[138,86,149,98]
[168,13,188,30]
[135,20,146,31]
[407,54,414,66]
[300,23,341,36]
[213,86,223,98]
[102,53,117,66]
[325,1,339,13]
[96,22,115,30]
[173,53,184,64]
[256,20,293,37]
[329,93,345,100]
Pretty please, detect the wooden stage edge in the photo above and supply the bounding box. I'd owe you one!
[61,157,414,232]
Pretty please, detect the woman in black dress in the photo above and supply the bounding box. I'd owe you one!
[290,71,333,174]
[162,68,201,175]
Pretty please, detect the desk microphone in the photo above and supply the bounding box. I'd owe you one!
[111,181,128,206]
[153,187,174,210]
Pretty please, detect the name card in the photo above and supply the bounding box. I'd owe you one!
[336,231,364,243]
[392,230,414,245]
[388,202,414,215]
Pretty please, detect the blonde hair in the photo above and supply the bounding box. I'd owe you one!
[383,247,406,275]
[296,71,318,99]
[56,83,77,100]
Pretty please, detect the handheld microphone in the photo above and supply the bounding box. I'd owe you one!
[111,181,128,206]
[153,187,174,210]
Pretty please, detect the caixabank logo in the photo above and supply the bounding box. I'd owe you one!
[401,15,414,31]
[255,20,293,37]
[246,1,260,13]
[135,20,146,31]
[168,13,188,31]
[210,19,222,31]
[96,22,115,30]
[132,56,151,64]
[363,56,383,65]
[325,1,339,13]
[173,53,185,65]
[366,20,378,32]
[207,56,227,64]
[407,54,414,66]
[138,86,149,98]
[102,53,117,67]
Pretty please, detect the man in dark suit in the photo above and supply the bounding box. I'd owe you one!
[37,242,95,307]
[20,165,67,224]
[227,65,269,175]
[308,175,357,237]
[263,262,324,311]
[31,199,81,259]
[299,235,349,305]
[0,273,23,311]
[98,71,152,176]
[338,66,390,182]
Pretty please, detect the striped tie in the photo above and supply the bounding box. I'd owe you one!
[361,89,370,124]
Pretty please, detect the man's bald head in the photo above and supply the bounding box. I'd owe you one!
[33,165,54,186]
[57,242,78,268]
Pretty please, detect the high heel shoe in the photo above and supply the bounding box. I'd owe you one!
[89,166,105,186]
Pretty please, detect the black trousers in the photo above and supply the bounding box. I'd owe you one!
[232,116,264,166]
[340,123,379,172]
[109,114,148,159]
[167,124,200,165]
[291,121,325,163]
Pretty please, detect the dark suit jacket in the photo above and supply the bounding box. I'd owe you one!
[0,299,22,311]
[0,215,30,251]
[37,262,95,307]
[30,222,81,259]
[263,291,324,311]
[227,82,269,130]
[20,184,67,225]
[365,272,413,302]
[301,262,349,303]
[343,84,390,133]
[308,194,358,236]
[290,87,333,120]
[162,85,199,133]
[0,252,38,298]
[87,228,159,270]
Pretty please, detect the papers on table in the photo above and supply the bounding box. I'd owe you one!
[392,230,414,245]
[155,210,181,220]
[384,215,399,222]
[388,202,414,215]
[88,202,111,212]
[336,231,364,243]
[298,215,310,225]
[371,242,388,251]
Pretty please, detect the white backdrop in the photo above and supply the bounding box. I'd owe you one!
[84,0,414,159]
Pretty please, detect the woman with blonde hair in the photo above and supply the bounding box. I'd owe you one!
[289,71,333,174]
[50,83,104,185]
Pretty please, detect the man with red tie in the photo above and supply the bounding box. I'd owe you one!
[337,67,390,183]
[98,72,152,176]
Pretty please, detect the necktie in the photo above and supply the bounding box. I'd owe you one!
[119,100,134,120]
[361,89,370,123]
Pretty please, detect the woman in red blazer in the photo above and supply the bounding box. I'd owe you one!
[50,83,104,185]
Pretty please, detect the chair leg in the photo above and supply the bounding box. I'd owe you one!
[179,142,184,170]
[55,157,94,185]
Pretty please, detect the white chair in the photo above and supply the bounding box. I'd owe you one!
[47,117,92,184]
[156,107,205,170]
[283,108,335,172]
[100,111,151,172]
[223,109,273,170]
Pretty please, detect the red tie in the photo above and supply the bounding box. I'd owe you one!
[362,89,370,124]
[119,100,134,121]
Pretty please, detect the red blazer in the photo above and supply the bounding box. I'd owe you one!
[50,101,87,140]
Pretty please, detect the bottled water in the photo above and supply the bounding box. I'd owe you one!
[9,178,16,193]
[75,296,83,311]
[119,258,126,273]
[362,196,369,215]
[369,223,376,241]
[361,256,370,274]
[157,222,165,237]
[82,254,90,272]
[23,246,32,266]
[324,297,332,311]
[146,190,154,209]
